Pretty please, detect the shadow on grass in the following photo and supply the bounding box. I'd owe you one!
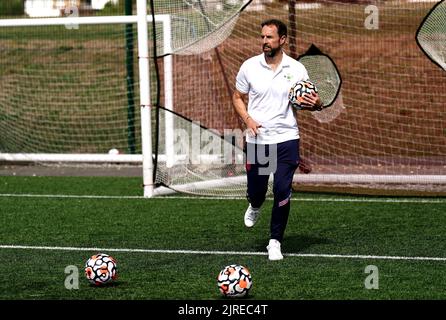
[87,281,121,288]
[283,234,333,253]
[254,234,333,253]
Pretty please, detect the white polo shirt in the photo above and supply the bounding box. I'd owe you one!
[235,52,309,144]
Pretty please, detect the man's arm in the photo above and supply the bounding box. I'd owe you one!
[232,89,261,137]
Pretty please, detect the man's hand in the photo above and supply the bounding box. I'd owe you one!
[245,116,262,137]
[233,89,263,137]
[300,92,323,111]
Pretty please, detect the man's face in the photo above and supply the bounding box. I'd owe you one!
[261,24,285,58]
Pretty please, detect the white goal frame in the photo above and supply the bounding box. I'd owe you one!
[0,1,176,197]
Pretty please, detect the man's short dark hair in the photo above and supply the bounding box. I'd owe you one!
[261,19,287,38]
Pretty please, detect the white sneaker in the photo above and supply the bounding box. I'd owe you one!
[244,204,260,228]
[267,239,283,261]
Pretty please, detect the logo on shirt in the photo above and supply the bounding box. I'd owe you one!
[284,73,294,82]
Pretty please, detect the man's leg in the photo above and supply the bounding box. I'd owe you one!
[270,139,299,243]
[244,143,271,227]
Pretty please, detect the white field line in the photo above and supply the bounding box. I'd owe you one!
[0,193,445,203]
[0,244,445,262]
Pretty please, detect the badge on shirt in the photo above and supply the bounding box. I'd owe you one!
[284,73,294,82]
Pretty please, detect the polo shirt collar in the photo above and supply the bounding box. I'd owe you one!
[259,51,291,71]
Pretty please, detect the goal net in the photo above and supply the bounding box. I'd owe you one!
[1,0,445,196]
[153,0,446,195]
[0,22,141,155]
[416,0,446,71]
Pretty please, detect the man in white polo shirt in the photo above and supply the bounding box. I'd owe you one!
[232,19,322,261]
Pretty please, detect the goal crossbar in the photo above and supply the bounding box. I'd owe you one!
[0,14,169,28]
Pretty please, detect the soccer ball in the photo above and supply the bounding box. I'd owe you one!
[217,264,252,298]
[288,80,318,109]
[84,253,117,286]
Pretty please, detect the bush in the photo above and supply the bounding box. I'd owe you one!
[0,0,24,16]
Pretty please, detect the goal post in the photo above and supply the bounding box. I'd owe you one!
[136,0,153,197]
[0,5,176,198]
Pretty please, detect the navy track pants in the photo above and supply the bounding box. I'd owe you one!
[245,139,299,242]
